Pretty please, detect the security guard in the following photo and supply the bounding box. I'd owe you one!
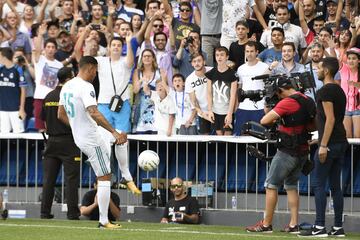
[41,67,81,220]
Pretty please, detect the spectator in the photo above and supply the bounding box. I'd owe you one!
[339,48,360,138]
[325,0,348,33]
[116,0,144,22]
[229,20,264,71]
[255,0,297,28]
[51,0,75,32]
[18,4,45,37]
[80,182,121,222]
[246,75,316,234]
[199,0,222,67]
[160,177,200,224]
[0,47,26,133]
[304,43,326,100]
[185,52,212,135]
[144,27,175,87]
[132,49,160,134]
[55,31,76,69]
[170,0,201,26]
[260,5,307,52]
[143,78,176,136]
[206,46,238,136]
[294,0,324,32]
[173,30,205,78]
[46,20,60,39]
[41,67,80,220]
[172,2,200,49]
[299,57,348,237]
[335,27,357,64]
[92,33,141,195]
[33,23,63,131]
[269,42,305,75]
[13,47,35,125]
[234,41,268,136]
[221,0,265,49]
[258,27,285,65]
[130,13,142,35]
[1,0,26,18]
[3,11,32,59]
[170,74,197,135]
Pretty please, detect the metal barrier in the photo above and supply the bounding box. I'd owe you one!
[0,133,359,216]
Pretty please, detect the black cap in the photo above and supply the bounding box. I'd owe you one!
[276,76,292,88]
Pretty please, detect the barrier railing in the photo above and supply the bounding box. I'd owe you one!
[0,133,359,215]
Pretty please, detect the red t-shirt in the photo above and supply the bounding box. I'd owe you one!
[272,93,307,135]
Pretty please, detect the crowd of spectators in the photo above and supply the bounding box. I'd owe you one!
[0,0,360,138]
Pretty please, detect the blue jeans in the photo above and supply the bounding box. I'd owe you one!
[313,142,348,227]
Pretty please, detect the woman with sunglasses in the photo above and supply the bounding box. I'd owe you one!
[132,49,161,134]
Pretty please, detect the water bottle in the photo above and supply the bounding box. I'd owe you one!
[3,189,8,203]
[328,199,334,214]
[231,196,237,210]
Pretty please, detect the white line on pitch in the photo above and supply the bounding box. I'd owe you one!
[0,223,298,239]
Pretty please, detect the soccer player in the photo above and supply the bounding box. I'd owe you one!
[58,56,125,229]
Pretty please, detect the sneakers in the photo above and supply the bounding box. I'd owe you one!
[126,181,141,195]
[113,178,141,195]
[246,220,273,233]
[98,222,122,229]
[328,226,345,237]
[281,224,300,234]
[298,225,328,237]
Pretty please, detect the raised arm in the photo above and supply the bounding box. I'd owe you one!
[255,0,267,15]
[35,0,48,23]
[33,23,47,63]
[74,25,91,61]
[125,31,134,68]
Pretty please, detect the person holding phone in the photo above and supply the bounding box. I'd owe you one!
[160,177,200,224]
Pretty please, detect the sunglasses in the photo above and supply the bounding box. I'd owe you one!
[153,24,164,28]
[180,8,191,12]
[170,184,183,189]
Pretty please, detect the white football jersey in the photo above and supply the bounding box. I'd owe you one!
[59,77,99,148]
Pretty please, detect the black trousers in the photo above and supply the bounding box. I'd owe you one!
[41,135,81,219]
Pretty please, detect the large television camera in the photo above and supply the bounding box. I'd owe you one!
[237,72,315,107]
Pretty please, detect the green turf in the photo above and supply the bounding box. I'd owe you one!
[0,219,359,240]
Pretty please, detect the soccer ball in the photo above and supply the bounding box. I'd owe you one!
[138,150,160,171]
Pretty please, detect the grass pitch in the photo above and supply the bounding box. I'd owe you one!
[0,219,359,240]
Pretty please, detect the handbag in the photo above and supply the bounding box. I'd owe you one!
[108,58,128,112]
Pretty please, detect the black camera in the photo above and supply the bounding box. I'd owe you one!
[91,24,101,30]
[237,72,315,108]
[16,56,25,64]
[185,36,194,47]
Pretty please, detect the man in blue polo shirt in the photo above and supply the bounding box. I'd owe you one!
[0,47,27,133]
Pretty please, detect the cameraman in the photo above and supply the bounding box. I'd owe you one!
[246,77,316,233]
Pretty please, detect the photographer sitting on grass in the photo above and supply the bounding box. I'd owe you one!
[160,177,200,224]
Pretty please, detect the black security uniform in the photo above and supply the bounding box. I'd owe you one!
[41,85,81,219]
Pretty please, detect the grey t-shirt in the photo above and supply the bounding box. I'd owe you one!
[199,0,222,35]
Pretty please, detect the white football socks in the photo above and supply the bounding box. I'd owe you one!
[97,180,111,225]
[115,142,133,182]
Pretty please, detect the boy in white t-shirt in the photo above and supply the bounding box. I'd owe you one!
[170,74,197,135]
[143,79,176,136]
